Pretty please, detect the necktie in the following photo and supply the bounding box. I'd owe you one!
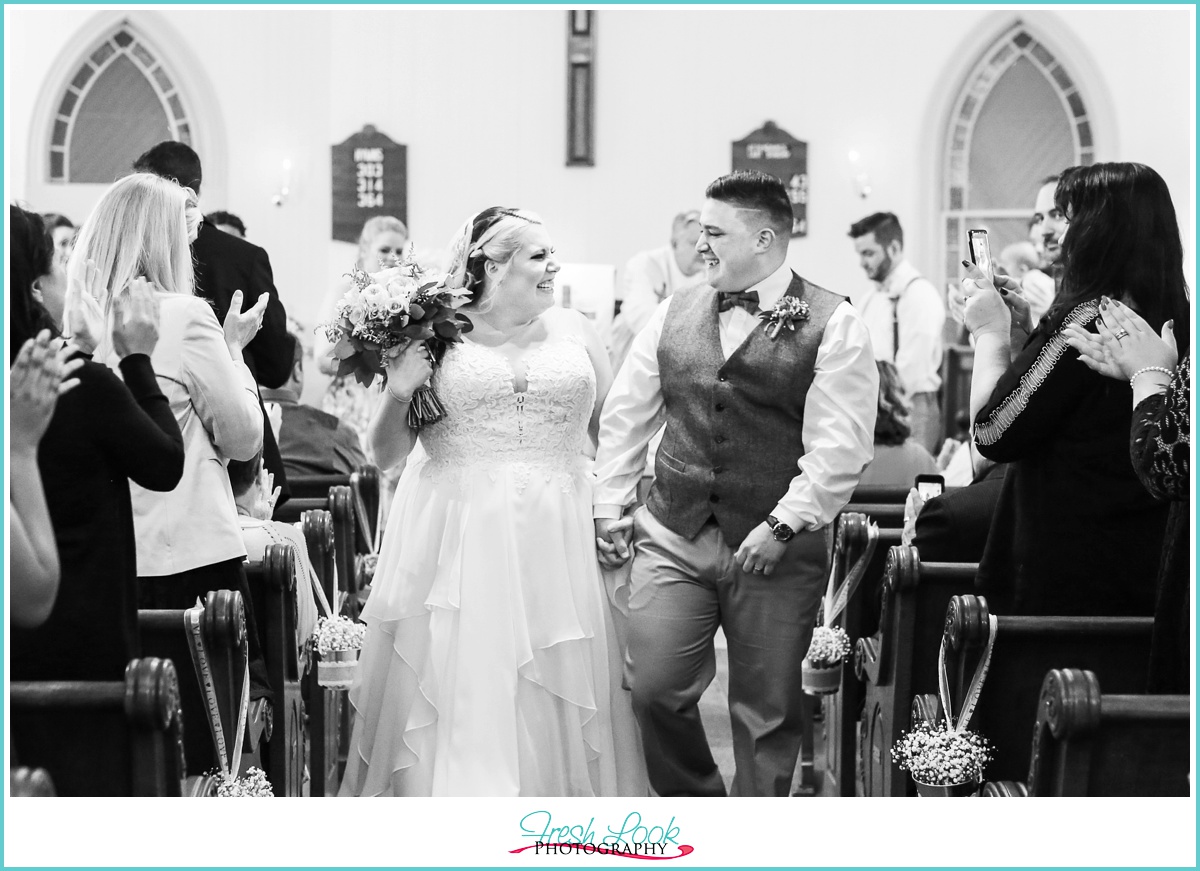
[717,290,760,313]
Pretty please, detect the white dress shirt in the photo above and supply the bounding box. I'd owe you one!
[594,261,878,534]
[860,259,945,394]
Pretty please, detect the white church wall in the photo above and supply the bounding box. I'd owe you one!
[7,6,1192,380]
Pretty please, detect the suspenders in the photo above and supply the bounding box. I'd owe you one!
[868,276,921,362]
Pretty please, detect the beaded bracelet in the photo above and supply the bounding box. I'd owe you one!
[1129,366,1174,386]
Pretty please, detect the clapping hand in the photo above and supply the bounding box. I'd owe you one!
[1063,297,1178,381]
[64,259,106,355]
[249,467,281,520]
[11,330,83,451]
[223,289,270,356]
[110,277,162,359]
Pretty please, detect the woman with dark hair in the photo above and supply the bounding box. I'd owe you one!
[8,205,185,681]
[1065,300,1190,692]
[959,162,1185,616]
[858,360,937,487]
[341,207,644,796]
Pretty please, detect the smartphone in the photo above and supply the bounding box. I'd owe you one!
[915,473,945,502]
[967,229,994,285]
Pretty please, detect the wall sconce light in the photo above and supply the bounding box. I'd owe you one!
[848,149,872,199]
[272,158,292,207]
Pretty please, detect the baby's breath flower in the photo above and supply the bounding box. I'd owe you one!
[216,766,274,797]
[891,722,994,785]
[805,626,852,668]
[313,615,366,656]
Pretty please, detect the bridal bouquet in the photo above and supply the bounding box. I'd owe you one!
[321,248,473,427]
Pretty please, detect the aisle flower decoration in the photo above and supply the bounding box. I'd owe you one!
[312,615,367,690]
[320,246,473,427]
[801,625,851,695]
[891,721,994,793]
[215,766,274,797]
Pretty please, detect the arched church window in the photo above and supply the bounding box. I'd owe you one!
[47,23,192,184]
[942,23,1095,283]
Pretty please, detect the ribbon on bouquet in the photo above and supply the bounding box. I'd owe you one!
[184,602,249,777]
[822,521,879,628]
[937,614,998,733]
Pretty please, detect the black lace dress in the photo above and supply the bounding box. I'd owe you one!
[1131,358,1190,693]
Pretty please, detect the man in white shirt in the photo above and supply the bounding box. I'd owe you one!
[593,171,877,797]
[850,212,945,453]
[608,210,706,372]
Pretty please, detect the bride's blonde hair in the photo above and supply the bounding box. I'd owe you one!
[445,207,542,311]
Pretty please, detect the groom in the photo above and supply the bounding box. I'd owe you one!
[594,171,878,796]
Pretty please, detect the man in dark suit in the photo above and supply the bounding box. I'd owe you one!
[132,141,297,503]
[262,335,367,479]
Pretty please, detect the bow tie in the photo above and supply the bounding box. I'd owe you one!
[717,290,760,313]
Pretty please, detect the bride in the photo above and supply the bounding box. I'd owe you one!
[340,207,644,797]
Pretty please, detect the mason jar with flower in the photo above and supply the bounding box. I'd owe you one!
[313,615,366,689]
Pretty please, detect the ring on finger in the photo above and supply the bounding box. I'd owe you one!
[1114,329,1129,341]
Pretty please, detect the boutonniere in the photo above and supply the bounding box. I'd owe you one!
[759,297,810,339]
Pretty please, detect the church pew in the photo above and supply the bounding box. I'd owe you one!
[854,545,979,796]
[276,463,380,556]
[805,487,913,795]
[245,543,307,797]
[816,511,902,797]
[981,668,1190,797]
[274,484,361,616]
[10,657,186,796]
[138,590,249,780]
[910,595,1155,788]
[302,509,343,797]
[10,768,56,796]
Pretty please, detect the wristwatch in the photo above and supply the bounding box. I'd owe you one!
[766,515,795,542]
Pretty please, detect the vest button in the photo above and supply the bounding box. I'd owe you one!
[715,403,725,412]
[718,375,728,382]
[713,466,725,474]
[714,435,726,444]
[709,494,720,503]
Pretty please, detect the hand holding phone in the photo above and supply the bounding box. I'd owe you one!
[915,473,945,502]
[968,229,995,286]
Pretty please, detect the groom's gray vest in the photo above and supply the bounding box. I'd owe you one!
[646,273,846,546]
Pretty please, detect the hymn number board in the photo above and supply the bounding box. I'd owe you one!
[732,121,808,237]
[331,125,408,243]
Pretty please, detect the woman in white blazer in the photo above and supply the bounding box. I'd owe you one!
[68,173,272,692]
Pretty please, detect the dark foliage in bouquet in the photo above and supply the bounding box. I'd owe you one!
[321,249,472,427]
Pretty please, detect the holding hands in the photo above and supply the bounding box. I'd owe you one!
[11,330,83,451]
[595,517,633,569]
[1063,297,1178,383]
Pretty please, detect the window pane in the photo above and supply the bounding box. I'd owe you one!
[113,29,134,48]
[90,42,115,67]
[69,55,170,183]
[71,64,94,91]
[967,56,1074,210]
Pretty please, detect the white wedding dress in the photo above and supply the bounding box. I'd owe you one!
[340,325,644,796]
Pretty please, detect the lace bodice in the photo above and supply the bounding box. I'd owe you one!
[419,334,596,478]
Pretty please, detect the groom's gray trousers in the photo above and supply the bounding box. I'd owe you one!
[624,504,827,797]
